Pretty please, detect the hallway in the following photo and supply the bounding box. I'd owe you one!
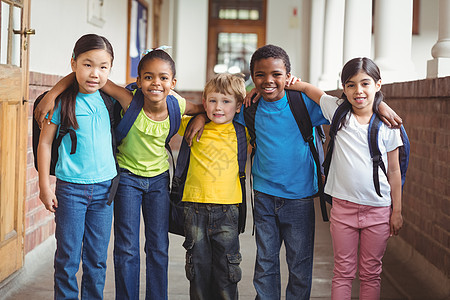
[2,199,445,300]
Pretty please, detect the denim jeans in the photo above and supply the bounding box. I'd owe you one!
[183,202,242,300]
[113,169,170,300]
[253,191,315,300]
[54,179,113,300]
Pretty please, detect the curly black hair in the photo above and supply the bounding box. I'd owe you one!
[250,44,291,75]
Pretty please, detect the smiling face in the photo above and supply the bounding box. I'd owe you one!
[203,92,241,125]
[71,49,112,94]
[343,71,381,115]
[136,58,176,103]
[251,57,291,102]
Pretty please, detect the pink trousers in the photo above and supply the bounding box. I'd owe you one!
[330,198,391,300]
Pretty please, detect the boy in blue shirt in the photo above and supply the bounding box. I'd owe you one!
[237,44,326,300]
[237,45,401,299]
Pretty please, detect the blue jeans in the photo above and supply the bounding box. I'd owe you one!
[183,203,242,300]
[54,179,113,300]
[253,191,315,300]
[113,169,170,300]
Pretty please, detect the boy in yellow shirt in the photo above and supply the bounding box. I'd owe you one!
[177,73,247,300]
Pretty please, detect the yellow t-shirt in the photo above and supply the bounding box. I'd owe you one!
[117,96,186,177]
[179,116,249,204]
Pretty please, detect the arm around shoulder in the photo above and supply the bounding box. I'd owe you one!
[102,80,132,111]
[34,73,76,126]
[286,81,325,105]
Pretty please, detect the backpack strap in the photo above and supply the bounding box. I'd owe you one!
[243,100,259,235]
[322,100,352,214]
[164,94,181,152]
[368,114,387,197]
[168,116,195,236]
[233,121,248,234]
[323,101,351,180]
[285,90,328,221]
[243,100,259,150]
[399,125,410,189]
[114,88,144,143]
[99,90,121,205]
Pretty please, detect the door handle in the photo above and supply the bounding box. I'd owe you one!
[13,28,36,36]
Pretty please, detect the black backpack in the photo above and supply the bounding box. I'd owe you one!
[322,101,410,212]
[32,89,119,203]
[169,118,248,236]
[243,89,329,222]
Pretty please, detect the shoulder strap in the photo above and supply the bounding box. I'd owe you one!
[368,114,387,197]
[243,100,259,149]
[99,90,115,125]
[98,90,121,205]
[286,90,330,220]
[399,125,410,189]
[233,121,247,234]
[114,88,144,143]
[323,101,351,179]
[165,94,181,145]
[321,100,352,210]
[170,116,196,208]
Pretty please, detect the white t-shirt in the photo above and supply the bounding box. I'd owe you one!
[320,94,403,207]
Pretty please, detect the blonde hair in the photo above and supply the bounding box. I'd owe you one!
[203,73,246,106]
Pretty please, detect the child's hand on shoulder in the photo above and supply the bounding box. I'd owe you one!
[35,92,57,128]
[389,210,403,236]
[244,88,260,107]
[286,75,301,87]
[184,114,208,146]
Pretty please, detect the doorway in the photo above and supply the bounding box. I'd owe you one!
[206,0,267,87]
[0,0,32,282]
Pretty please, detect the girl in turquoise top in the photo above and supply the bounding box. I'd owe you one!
[36,48,205,300]
[37,34,121,299]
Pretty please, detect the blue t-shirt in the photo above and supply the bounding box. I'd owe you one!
[51,90,117,184]
[235,91,328,199]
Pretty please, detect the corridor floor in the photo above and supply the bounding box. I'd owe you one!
[3,200,437,299]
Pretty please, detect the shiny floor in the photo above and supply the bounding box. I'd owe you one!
[1,201,446,300]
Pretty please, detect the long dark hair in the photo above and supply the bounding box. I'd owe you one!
[58,34,114,129]
[339,57,383,129]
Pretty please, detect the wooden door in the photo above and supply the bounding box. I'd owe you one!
[0,0,32,282]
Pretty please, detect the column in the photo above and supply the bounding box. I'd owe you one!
[427,0,450,78]
[343,0,372,64]
[374,0,416,83]
[318,0,346,91]
[309,0,325,86]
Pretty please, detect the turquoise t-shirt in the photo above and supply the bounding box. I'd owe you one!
[51,90,117,184]
[235,91,328,199]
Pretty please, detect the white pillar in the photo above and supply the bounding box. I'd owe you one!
[374,0,416,83]
[427,0,450,78]
[318,0,345,90]
[309,0,325,86]
[343,0,372,64]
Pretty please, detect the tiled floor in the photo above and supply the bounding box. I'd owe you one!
[3,200,433,300]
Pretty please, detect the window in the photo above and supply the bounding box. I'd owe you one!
[1,0,23,66]
[207,0,266,85]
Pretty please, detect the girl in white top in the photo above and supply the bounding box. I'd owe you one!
[290,57,403,300]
